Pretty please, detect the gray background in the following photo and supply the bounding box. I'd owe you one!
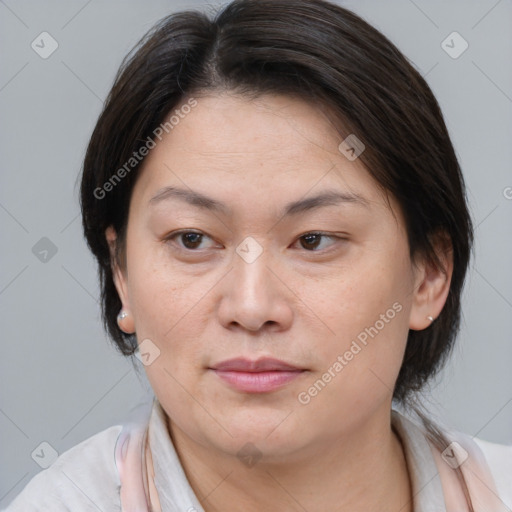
[1,0,511,506]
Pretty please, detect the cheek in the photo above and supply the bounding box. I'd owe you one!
[126,255,215,423]
[296,297,410,436]
[307,260,409,343]
[301,249,413,394]
[125,243,211,356]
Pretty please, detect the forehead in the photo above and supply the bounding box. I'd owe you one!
[131,93,390,213]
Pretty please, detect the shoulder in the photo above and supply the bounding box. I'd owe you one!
[473,436,512,506]
[2,425,123,512]
[392,409,512,507]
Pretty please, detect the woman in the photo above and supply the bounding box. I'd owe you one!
[4,0,511,510]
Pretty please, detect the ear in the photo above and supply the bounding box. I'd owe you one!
[105,226,135,334]
[409,232,453,331]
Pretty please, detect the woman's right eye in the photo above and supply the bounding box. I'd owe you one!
[166,230,218,251]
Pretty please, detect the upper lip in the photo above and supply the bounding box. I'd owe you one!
[210,357,302,372]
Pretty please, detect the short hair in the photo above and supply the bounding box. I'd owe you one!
[80,0,473,403]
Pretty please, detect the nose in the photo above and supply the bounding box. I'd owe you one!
[216,246,294,333]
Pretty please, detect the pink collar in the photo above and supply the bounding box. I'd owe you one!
[114,401,507,512]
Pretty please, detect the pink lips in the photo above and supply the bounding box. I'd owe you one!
[210,357,305,393]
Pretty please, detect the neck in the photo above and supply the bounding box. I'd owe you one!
[167,408,413,512]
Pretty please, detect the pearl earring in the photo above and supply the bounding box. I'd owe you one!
[117,310,128,323]
[427,315,434,323]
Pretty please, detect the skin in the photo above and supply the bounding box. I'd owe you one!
[107,92,453,511]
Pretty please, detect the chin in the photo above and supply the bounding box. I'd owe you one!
[208,409,305,455]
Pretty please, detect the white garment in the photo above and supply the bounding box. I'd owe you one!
[3,398,511,511]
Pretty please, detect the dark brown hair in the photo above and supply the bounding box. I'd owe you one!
[80,0,473,405]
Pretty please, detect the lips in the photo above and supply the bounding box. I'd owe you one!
[209,357,305,393]
[211,357,302,372]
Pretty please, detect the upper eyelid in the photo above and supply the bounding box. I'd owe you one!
[166,229,208,239]
[166,230,345,253]
[166,230,344,240]
[168,230,215,244]
[295,231,345,241]
[293,232,340,248]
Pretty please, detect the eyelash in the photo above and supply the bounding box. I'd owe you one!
[296,232,341,251]
[164,230,345,253]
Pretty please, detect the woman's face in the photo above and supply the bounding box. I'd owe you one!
[109,93,442,461]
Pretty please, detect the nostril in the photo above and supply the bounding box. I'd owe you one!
[229,319,277,332]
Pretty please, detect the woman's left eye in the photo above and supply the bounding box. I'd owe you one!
[295,232,340,251]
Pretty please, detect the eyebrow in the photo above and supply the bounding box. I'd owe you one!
[284,190,369,215]
[148,186,370,216]
[149,186,228,213]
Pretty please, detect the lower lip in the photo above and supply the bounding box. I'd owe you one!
[212,370,303,393]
